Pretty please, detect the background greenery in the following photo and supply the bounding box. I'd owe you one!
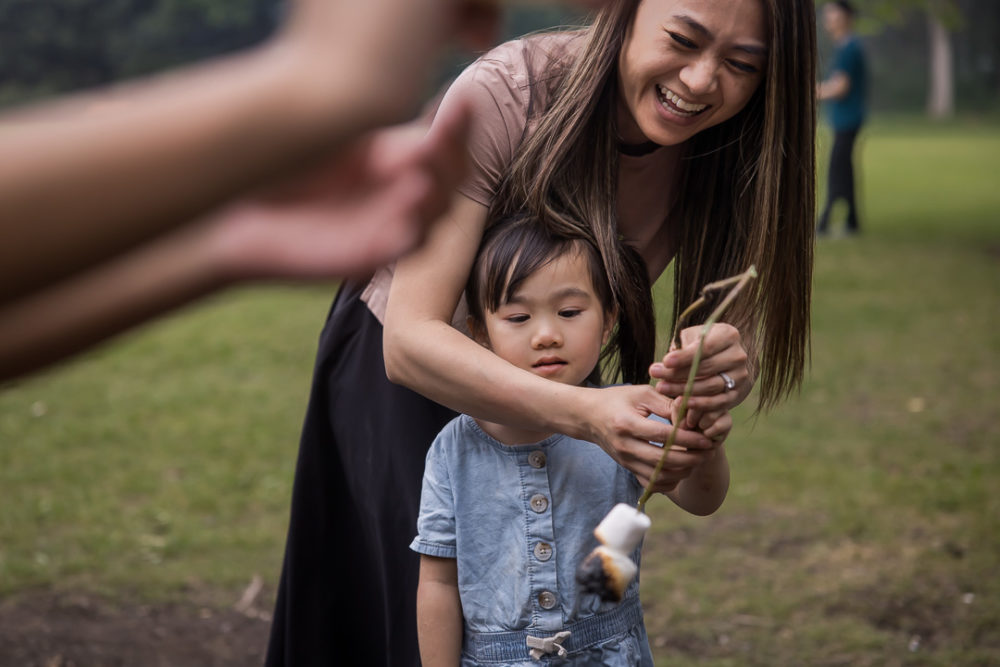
[1,1,998,663]
[1,0,998,112]
[643,116,1000,665]
[2,116,998,664]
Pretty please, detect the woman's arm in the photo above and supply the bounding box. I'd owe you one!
[384,194,720,485]
[417,555,463,667]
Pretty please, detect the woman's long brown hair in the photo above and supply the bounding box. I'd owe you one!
[489,0,816,409]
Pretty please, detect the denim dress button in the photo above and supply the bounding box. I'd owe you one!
[528,450,546,468]
[533,542,553,561]
[529,494,549,513]
[537,591,558,610]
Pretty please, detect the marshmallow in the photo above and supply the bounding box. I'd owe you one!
[593,503,651,552]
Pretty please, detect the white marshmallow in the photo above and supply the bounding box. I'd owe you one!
[593,503,651,553]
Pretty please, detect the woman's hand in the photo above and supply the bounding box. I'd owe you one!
[649,322,753,413]
[576,384,722,490]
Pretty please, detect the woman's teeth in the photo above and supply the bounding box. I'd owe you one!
[656,85,708,116]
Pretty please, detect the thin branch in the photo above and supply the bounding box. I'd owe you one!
[637,265,758,512]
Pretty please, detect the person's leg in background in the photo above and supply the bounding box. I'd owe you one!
[818,128,860,236]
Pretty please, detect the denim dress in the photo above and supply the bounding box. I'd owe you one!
[411,415,655,666]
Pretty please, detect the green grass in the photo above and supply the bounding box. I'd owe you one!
[643,117,1000,664]
[2,116,999,663]
[0,286,336,602]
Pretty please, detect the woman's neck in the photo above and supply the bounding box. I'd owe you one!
[618,138,661,157]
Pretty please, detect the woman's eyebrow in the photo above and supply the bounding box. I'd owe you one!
[673,14,713,39]
[733,43,768,57]
[672,14,768,56]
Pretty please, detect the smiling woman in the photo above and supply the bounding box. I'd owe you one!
[268,1,817,664]
[617,0,768,145]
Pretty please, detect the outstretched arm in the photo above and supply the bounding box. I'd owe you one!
[0,108,470,383]
[0,0,470,306]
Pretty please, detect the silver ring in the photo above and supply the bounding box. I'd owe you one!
[719,372,735,392]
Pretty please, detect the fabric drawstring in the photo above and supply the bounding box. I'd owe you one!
[463,595,643,663]
[526,631,571,660]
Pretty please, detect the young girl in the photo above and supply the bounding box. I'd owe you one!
[411,215,732,666]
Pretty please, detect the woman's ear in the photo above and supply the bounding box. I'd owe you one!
[467,315,491,349]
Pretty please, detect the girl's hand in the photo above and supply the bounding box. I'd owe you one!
[649,322,752,413]
[577,384,720,489]
[675,405,733,445]
[644,403,731,495]
[637,444,722,495]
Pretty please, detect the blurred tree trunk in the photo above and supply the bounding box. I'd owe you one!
[866,0,961,116]
[926,10,954,118]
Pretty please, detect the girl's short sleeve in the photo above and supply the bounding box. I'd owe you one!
[432,42,533,207]
[410,440,458,559]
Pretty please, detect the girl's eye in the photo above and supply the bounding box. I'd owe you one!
[559,309,582,319]
[667,31,697,49]
[506,314,529,324]
[728,59,760,74]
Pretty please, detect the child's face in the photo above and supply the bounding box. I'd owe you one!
[474,248,614,387]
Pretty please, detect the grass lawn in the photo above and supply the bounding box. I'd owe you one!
[2,116,998,664]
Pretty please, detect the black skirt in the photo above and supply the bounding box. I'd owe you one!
[266,281,457,666]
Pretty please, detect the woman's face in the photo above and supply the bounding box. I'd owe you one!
[617,0,767,146]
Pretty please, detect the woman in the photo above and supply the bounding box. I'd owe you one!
[266,1,816,665]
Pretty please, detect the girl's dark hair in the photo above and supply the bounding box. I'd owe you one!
[489,0,817,410]
[466,213,654,385]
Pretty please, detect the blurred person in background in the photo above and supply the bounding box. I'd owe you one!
[817,0,868,237]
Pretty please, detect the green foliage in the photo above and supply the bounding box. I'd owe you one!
[0,2,590,110]
[0,0,280,107]
[856,0,963,27]
[817,0,1000,113]
[3,1,996,113]
[503,5,588,37]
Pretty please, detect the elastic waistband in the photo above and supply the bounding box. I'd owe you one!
[463,596,643,663]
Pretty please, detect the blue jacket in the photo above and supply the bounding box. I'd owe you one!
[827,35,868,131]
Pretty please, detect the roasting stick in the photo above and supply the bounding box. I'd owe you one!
[636,265,758,512]
[575,266,759,603]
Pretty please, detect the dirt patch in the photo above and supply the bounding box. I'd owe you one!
[0,590,271,666]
